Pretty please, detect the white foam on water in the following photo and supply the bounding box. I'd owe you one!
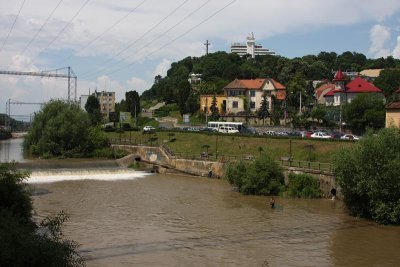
[27,168,151,184]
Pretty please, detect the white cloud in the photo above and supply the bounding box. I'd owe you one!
[393,36,400,59]
[153,59,172,78]
[369,25,391,58]
[3,0,400,114]
[126,76,151,94]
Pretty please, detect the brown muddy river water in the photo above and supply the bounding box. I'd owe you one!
[30,171,400,267]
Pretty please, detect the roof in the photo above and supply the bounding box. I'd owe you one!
[268,78,286,90]
[360,69,383,78]
[324,89,335,97]
[345,77,383,93]
[386,102,400,109]
[333,69,346,81]
[224,78,265,90]
[316,83,335,98]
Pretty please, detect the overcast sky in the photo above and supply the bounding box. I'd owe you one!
[1,0,400,118]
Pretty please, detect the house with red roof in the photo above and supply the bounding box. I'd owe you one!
[315,83,336,105]
[324,70,384,106]
[223,78,286,114]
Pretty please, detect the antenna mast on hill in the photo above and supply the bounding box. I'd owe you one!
[204,40,211,55]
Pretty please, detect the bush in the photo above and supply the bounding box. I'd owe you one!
[332,128,400,224]
[0,163,84,266]
[286,173,322,198]
[225,154,284,195]
[24,100,108,158]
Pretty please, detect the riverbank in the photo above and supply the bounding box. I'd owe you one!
[106,131,355,163]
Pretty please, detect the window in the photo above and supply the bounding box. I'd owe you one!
[250,91,255,97]
[232,101,238,108]
[250,101,256,109]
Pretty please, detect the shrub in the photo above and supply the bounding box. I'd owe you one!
[0,163,84,266]
[287,173,322,198]
[24,100,108,158]
[225,154,284,195]
[332,128,400,224]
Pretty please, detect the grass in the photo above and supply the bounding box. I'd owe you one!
[106,130,354,163]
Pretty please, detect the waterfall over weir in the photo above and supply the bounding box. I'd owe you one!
[28,168,150,184]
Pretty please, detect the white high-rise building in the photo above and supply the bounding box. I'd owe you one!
[230,33,275,58]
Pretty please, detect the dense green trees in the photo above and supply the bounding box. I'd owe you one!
[0,163,84,266]
[342,94,386,135]
[225,154,284,195]
[24,100,108,157]
[333,128,400,225]
[286,173,322,198]
[140,50,399,124]
[125,90,141,117]
[374,69,400,100]
[85,95,102,125]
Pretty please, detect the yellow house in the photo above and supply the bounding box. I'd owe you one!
[386,102,400,128]
[199,95,226,114]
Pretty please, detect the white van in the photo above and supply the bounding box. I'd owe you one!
[218,126,239,134]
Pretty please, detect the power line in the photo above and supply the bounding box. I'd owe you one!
[34,0,91,60]
[78,0,190,78]
[56,0,148,64]
[21,0,64,54]
[96,0,237,78]
[81,0,212,80]
[0,0,26,53]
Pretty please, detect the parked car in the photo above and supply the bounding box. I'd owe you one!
[263,130,275,136]
[331,132,344,139]
[143,126,156,132]
[200,127,218,133]
[310,131,331,139]
[218,126,239,134]
[340,134,360,140]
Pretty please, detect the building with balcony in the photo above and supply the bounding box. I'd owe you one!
[223,78,286,114]
[94,90,115,117]
[230,33,275,58]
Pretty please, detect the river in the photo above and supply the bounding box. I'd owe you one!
[2,139,400,266]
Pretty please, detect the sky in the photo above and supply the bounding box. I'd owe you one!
[1,0,400,119]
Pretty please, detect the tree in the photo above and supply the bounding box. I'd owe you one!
[310,105,327,124]
[286,73,307,111]
[332,128,400,224]
[209,95,220,121]
[125,91,140,118]
[374,69,400,100]
[85,95,102,125]
[0,163,84,266]
[24,100,108,157]
[257,93,269,124]
[185,90,199,114]
[225,154,284,195]
[342,94,385,135]
[287,173,322,198]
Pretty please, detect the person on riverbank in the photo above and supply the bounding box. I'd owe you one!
[269,197,275,209]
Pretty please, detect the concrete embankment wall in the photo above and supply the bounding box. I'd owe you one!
[282,168,338,198]
[114,145,338,198]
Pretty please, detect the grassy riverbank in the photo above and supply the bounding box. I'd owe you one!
[106,131,354,163]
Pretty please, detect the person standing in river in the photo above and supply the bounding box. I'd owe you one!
[269,197,275,208]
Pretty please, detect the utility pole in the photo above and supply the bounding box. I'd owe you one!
[204,40,210,56]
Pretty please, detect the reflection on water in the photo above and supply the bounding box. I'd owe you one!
[32,173,400,267]
[0,138,25,162]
